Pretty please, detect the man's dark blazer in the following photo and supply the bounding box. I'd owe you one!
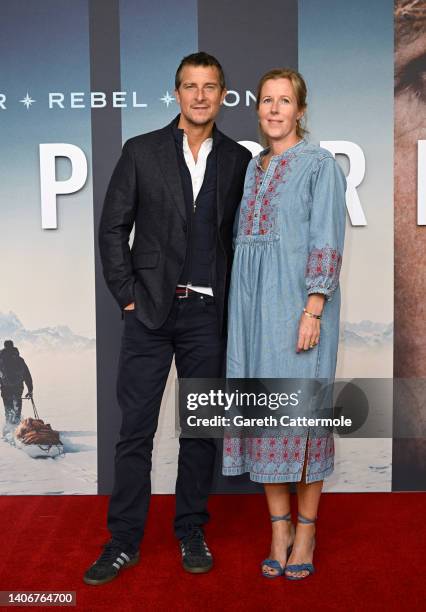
[99,117,252,334]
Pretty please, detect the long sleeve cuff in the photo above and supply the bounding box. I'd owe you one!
[305,245,342,301]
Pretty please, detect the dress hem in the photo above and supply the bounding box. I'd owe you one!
[222,464,334,484]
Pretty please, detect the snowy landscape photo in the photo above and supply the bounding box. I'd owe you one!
[0,312,97,495]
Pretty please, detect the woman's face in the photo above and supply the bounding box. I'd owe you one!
[257,78,303,145]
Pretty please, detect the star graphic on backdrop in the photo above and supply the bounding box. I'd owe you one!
[160,91,175,107]
[20,93,36,109]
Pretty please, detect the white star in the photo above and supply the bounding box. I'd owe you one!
[160,91,175,107]
[20,93,36,109]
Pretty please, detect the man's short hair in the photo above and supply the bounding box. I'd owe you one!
[175,52,226,90]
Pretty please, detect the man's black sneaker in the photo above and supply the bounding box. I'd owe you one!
[179,527,213,574]
[83,541,139,586]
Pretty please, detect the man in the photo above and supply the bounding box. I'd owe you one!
[0,340,33,427]
[83,52,252,585]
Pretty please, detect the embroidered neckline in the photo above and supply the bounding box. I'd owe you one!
[256,138,306,170]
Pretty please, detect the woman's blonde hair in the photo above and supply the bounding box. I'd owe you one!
[256,68,308,140]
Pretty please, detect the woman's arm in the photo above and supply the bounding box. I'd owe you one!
[297,155,346,352]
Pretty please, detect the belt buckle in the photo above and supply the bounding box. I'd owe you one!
[177,286,190,299]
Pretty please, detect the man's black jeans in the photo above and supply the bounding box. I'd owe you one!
[107,294,225,551]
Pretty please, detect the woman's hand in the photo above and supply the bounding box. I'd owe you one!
[296,315,320,352]
[296,294,325,353]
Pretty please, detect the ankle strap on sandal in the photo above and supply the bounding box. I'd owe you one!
[270,512,292,523]
[297,513,316,524]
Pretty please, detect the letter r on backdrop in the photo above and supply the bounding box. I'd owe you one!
[39,144,88,229]
[321,140,367,226]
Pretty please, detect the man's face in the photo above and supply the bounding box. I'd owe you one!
[394,24,426,475]
[175,65,226,127]
[394,28,426,246]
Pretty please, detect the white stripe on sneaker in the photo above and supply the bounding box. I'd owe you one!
[121,552,130,562]
[117,557,125,566]
[112,562,120,570]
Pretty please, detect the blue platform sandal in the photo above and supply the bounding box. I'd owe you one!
[284,513,316,581]
[261,512,295,578]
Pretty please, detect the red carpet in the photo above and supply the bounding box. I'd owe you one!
[0,493,424,611]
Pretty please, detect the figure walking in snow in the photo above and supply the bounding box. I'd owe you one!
[0,340,33,425]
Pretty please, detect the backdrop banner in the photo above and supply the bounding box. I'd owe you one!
[1,0,421,495]
[393,0,426,491]
[0,0,97,494]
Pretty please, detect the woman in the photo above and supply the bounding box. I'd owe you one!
[222,68,346,580]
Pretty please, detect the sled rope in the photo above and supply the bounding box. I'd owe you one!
[30,397,40,420]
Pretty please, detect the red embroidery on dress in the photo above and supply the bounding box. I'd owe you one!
[258,160,287,235]
[242,171,262,235]
[240,156,291,236]
[306,245,342,295]
[223,433,334,481]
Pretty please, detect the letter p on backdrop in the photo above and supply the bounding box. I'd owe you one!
[39,143,88,229]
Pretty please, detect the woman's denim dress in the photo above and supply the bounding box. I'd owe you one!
[222,140,346,483]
